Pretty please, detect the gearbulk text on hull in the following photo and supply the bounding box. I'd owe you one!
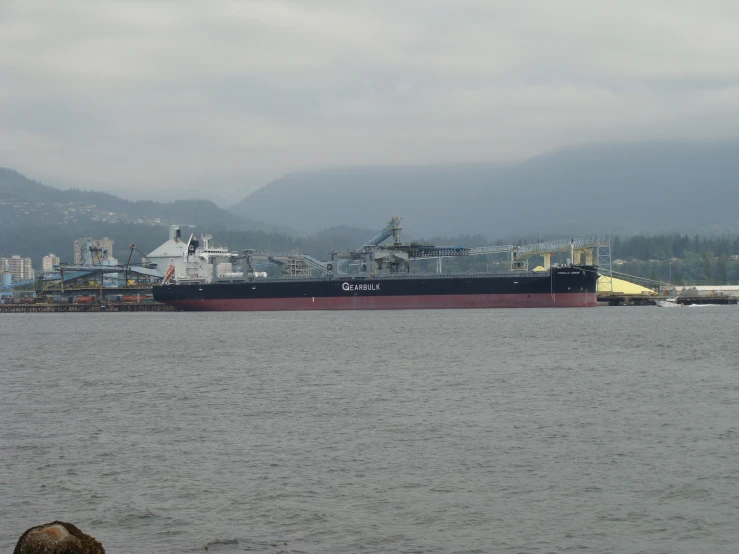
[153,267,598,311]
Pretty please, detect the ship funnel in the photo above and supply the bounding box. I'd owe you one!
[185,233,199,255]
[169,225,181,242]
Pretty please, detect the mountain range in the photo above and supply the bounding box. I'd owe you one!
[0,168,369,264]
[3,138,739,265]
[229,139,739,239]
[0,167,283,233]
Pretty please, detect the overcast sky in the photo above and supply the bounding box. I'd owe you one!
[2,0,739,203]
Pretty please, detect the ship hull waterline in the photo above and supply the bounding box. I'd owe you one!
[165,292,596,311]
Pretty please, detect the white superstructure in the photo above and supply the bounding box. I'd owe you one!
[146,226,251,283]
[180,233,242,283]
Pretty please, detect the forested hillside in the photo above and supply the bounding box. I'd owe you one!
[0,167,271,232]
[230,139,739,237]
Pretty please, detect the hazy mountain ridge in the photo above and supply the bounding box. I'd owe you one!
[0,168,379,263]
[0,167,273,232]
[229,139,739,237]
[5,139,739,271]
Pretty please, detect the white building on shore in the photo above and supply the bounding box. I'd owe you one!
[42,253,60,273]
[0,255,35,282]
[667,285,739,298]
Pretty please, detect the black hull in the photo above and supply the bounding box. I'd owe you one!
[153,266,599,311]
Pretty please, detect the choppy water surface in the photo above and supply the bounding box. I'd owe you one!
[1,308,737,553]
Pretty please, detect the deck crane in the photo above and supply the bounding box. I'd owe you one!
[362,216,402,247]
[239,218,610,278]
[124,244,135,286]
[89,246,104,265]
[350,217,515,273]
[352,219,610,273]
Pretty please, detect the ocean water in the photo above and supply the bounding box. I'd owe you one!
[1,307,737,553]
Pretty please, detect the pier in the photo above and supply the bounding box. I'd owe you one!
[598,293,738,306]
[0,303,174,313]
[598,293,663,306]
[675,296,737,305]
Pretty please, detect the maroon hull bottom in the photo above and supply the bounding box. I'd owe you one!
[167,292,597,311]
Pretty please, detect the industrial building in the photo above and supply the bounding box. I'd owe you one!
[144,225,188,278]
[666,285,739,298]
[73,237,117,265]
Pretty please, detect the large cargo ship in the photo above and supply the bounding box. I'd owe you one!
[154,267,597,310]
[151,218,603,311]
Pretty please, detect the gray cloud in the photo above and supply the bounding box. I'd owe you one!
[1,0,739,202]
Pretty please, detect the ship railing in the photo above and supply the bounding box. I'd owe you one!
[368,271,545,280]
[221,270,550,284]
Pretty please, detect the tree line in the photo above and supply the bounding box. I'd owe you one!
[612,234,739,261]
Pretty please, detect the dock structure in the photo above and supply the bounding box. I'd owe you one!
[675,295,737,305]
[0,303,174,313]
[597,293,662,306]
[597,293,738,306]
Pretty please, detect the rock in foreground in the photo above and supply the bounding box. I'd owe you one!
[14,521,105,554]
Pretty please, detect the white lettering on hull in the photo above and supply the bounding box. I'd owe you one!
[342,282,380,292]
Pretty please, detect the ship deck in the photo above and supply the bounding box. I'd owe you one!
[207,270,551,285]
